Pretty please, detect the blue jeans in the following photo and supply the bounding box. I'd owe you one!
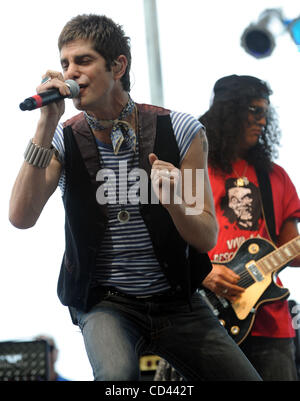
[75,292,261,381]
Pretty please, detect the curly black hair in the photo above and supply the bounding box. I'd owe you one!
[199,75,281,174]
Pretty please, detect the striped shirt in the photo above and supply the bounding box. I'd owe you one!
[52,110,204,295]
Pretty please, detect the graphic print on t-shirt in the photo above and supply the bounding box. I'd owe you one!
[220,178,261,231]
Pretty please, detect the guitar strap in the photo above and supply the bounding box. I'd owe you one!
[255,166,277,244]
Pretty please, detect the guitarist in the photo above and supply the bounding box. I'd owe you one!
[200,75,300,381]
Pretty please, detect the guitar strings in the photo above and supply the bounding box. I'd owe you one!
[203,268,257,310]
[237,270,255,288]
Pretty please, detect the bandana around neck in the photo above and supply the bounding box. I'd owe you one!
[84,95,136,155]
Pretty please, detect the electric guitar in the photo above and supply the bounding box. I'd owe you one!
[199,235,300,344]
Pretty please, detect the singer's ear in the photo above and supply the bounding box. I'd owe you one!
[112,55,128,80]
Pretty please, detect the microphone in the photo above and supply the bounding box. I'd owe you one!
[19,80,80,111]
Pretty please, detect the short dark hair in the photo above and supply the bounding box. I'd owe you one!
[58,14,131,91]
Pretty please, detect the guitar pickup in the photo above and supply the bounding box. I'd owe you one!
[245,261,264,282]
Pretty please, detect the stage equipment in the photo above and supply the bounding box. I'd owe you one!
[241,9,300,58]
[0,340,50,381]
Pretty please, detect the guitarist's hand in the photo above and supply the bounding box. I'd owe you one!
[202,264,245,301]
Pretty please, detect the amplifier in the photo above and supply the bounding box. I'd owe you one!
[140,355,161,381]
[140,354,161,372]
[0,340,50,381]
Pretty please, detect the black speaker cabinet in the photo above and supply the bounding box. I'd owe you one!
[0,340,50,381]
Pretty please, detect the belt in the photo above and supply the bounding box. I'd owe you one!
[103,287,185,302]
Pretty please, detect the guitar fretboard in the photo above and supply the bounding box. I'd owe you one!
[257,236,300,274]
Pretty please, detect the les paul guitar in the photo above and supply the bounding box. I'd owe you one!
[199,235,300,344]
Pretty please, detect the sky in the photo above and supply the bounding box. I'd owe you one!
[0,0,299,381]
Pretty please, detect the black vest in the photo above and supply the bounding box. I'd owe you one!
[57,104,212,312]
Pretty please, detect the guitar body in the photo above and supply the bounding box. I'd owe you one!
[202,290,254,345]
[226,238,289,319]
[203,237,291,344]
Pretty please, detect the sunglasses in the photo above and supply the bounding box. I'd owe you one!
[248,106,268,121]
[48,344,55,352]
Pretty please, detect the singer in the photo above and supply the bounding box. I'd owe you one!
[9,14,261,381]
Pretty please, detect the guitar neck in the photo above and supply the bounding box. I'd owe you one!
[257,235,300,275]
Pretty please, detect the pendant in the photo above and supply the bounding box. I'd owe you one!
[235,177,249,187]
[117,209,130,223]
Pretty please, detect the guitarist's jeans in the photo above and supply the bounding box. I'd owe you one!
[240,336,298,381]
[75,291,262,381]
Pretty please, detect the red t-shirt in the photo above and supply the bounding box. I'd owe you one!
[208,160,300,337]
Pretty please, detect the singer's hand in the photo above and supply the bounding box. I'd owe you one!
[36,70,70,120]
[149,153,181,208]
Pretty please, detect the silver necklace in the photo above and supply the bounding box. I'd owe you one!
[117,107,139,224]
